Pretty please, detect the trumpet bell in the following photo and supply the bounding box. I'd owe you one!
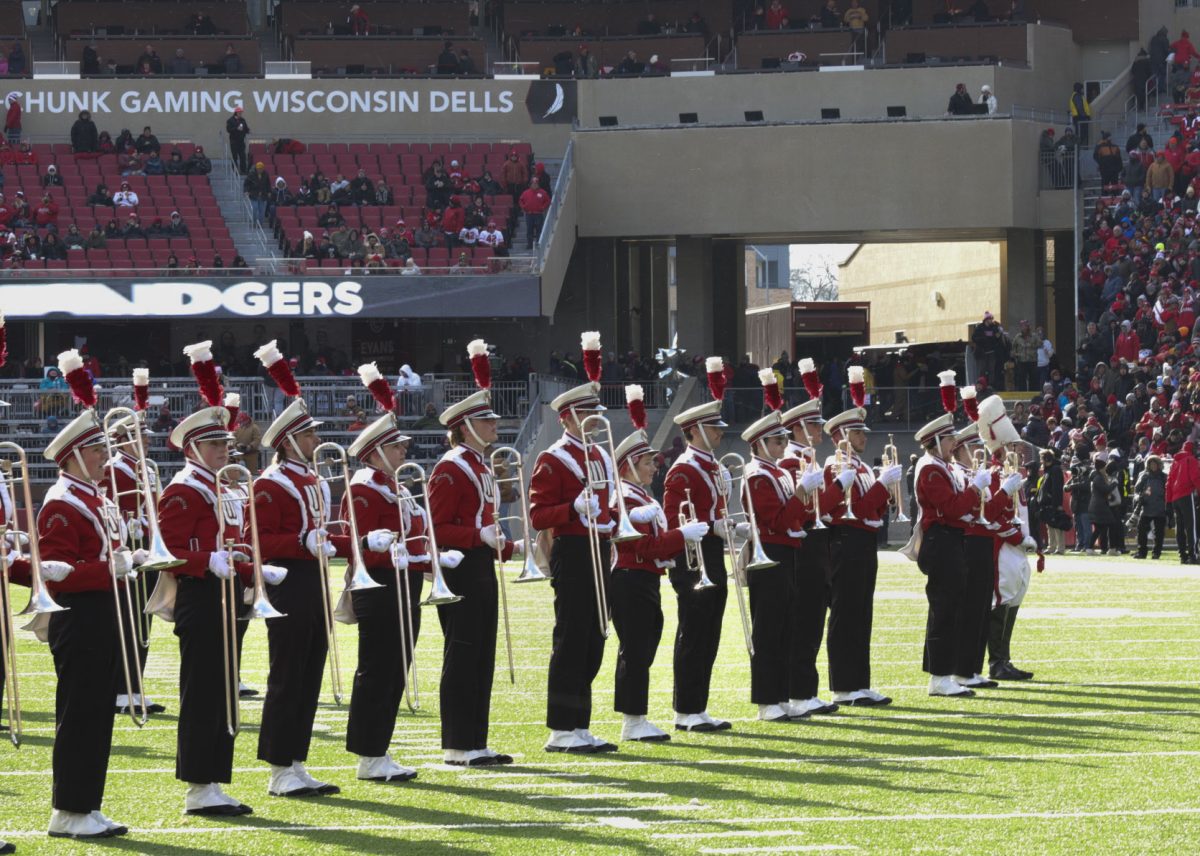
[420,573,463,607]
[346,560,385,592]
[514,554,548,583]
[16,586,69,616]
[611,514,644,544]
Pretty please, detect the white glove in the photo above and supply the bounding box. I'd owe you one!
[480,525,507,553]
[111,549,136,578]
[629,505,658,525]
[680,521,709,543]
[510,539,525,556]
[972,470,992,492]
[735,521,751,539]
[1001,473,1023,496]
[131,548,149,567]
[879,464,902,487]
[261,564,287,585]
[717,520,750,541]
[39,560,74,582]
[837,468,856,491]
[127,518,144,542]
[305,528,336,558]
[799,469,825,494]
[4,530,29,550]
[439,549,465,569]
[208,550,234,580]
[365,529,395,553]
[573,493,600,521]
[390,543,410,571]
[1021,535,1037,550]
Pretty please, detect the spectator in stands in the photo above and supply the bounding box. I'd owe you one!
[135,126,160,154]
[1124,152,1146,207]
[844,0,868,50]
[113,181,139,208]
[465,195,490,228]
[243,161,271,224]
[221,43,241,75]
[331,222,354,258]
[573,45,598,79]
[169,48,195,75]
[500,151,528,203]
[7,43,24,77]
[413,220,437,250]
[459,49,478,75]
[330,172,352,205]
[63,223,85,249]
[616,51,643,75]
[3,94,19,146]
[765,0,788,29]
[8,192,27,227]
[81,43,100,75]
[684,11,709,36]
[41,232,66,260]
[87,226,106,249]
[1173,30,1198,74]
[70,110,99,154]
[96,131,114,155]
[319,204,344,229]
[1126,123,1153,154]
[186,145,212,176]
[136,45,163,74]
[349,169,372,205]
[165,149,186,176]
[226,107,250,174]
[1147,151,1174,202]
[87,183,115,207]
[442,199,466,249]
[298,230,318,259]
[103,218,120,239]
[436,41,460,75]
[401,258,421,276]
[1131,49,1152,110]
[816,0,840,28]
[1011,320,1039,390]
[450,251,472,274]
[425,161,451,209]
[143,150,165,176]
[41,164,62,188]
[271,177,294,214]
[480,220,506,256]
[647,54,670,74]
[947,83,973,116]
[637,12,662,35]
[373,179,393,206]
[980,84,997,114]
[972,310,1006,387]
[1068,82,1091,146]
[122,213,146,239]
[165,211,190,237]
[519,177,551,249]
[18,231,37,259]
[383,228,411,261]
[1093,132,1123,186]
[119,148,143,177]
[458,221,480,248]
[349,4,370,35]
[33,194,58,228]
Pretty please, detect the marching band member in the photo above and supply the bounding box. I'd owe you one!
[661,357,735,732]
[822,365,900,707]
[251,341,395,797]
[340,363,463,782]
[530,333,618,753]
[609,385,706,742]
[778,360,842,716]
[740,381,811,722]
[40,350,144,838]
[429,358,516,766]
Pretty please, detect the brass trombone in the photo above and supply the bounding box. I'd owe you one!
[215,463,284,737]
[679,488,717,591]
[1003,451,1022,515]
[881,434,910,524]
[579,413,643,639]
[394,462,462,610]
[717,452,777,659]
[834,439,858,521]
[972,447,993,526]
[488,446,547,684]
[312,442,384,706]
[0,442,68,747]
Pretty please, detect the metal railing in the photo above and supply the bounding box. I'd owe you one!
[534,138,573,270]
[1038,147,1079,192]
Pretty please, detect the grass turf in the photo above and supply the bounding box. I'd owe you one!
[1,551,1198,854]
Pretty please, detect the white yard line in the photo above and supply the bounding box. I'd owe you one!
[699,846,858,854]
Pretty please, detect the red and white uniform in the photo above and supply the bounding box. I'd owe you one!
[38,472,124,594]
[103,450,145,523]
[158,462,252,584]
[252,459,352,559]
[0,469,31,585]
[743,455,807,547]
[779,440,845,528]
[340,466,431,573]
[428,445,514,559]
[914,455,978,531]
[662,446,728,528]
[951,461,1014,538]
[611,480,685,574]
[530,433,614,537]
[821,451,890,529]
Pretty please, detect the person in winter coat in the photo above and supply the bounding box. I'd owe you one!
[946,82,973,116]
[500,150,528,202]
[1086,455,1119,553]
[1064,457,1092,553]
[518,177,550,249]
[1035,450,1066,554]
[1124,153,1147,206]
[1114,320,1140,363]
[3,93,19,145]
[242,161,271,224]
[1133,455,1168,558]
[1092,131,1123,185]
[1068,82,1091,145]
[70,110,99,153]
[441,199,465,249]
[225,106,250,174]
[1146,152,1174,201]
[1165,439,1200,563]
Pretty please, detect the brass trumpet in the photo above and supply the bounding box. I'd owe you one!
[0,442,68,747]
[834,439,858,521]
[717,453,776,659]
[393,462,462,610]
[882,434,910,524]
[972,447,992,526]
[679,488,717,591]
[1003,451,1022,515]
[802,456,827,531]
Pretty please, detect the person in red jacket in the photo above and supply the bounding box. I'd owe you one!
[3,93,19,146]
[518,176,551,249]
[1166,439,1200,563]
[1172,30,1197,71]
[1114,320,1141,364]
[441,198,465,251]
[33,193,58,227]
[348,3,370,34]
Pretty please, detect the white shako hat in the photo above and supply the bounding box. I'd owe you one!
[953,422,981,447]
[823,406,869,437]
[914,412,956,445]
[674,399,727,430]
[741,410,787,446]
[977,394,1021,453]
[44,410,106,466]
[614,433,656,468]
[780,398,823,428]
[349,413,411,459]
[550,381,605,414]
[170,406,232,451]
[261,398,323,450]
[439,389,500,427]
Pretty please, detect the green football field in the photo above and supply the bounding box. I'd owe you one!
[1,552,1198,855]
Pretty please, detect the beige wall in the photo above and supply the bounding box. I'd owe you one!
[838,242,1003,345]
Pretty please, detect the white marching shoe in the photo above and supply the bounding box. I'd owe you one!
[267,765,314,797]
[574,728,618,753]
[621,714,671,742]
[929,675,976,697]
[357,753,418,783]
[185,783,252,816]
[48,809,117,839]
[758,703,792,722]
[545,729,595,753]
[88,810,128,835]
[292,761,340,795]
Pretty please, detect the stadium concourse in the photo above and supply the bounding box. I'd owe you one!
[0,1,1197,854]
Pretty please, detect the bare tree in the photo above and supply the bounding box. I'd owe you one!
[790,256,839,301]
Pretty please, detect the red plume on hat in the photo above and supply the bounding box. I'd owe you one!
[223,392,240,429]
[132,368,150,412]
[467,338,492,391]
[581,331,602,383]
[358,362,396,412]
[625,384,647,432]
[0,310,7,370]
[847,364,865,408]
[938,369,957,414]
[254,339,300,398]
[57,349,96,408]
[759,367,782,411]
[705,356,726,401]
[184,340,223,407]
[798,357,822,400]
[961,385,980,422]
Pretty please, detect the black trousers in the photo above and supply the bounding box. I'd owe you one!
[669,533,727,714]
[546,535,609,731]
[117,569,153,698]
[609,568,663,716]
[1175,496,1197,561]
[1137,516,1166,556]
[49,590,120,812]
[230,139,248,173]
[918,525,966,676]
[791,529,831,699]
[257,558,328,767]
[346,569,423,757]
[437,547,497,751]
[955,534,995,678]
[174,573,244,784]
[827,526,878,692]
[748,542,799,705]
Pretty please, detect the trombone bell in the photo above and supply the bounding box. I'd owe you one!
[745,540,779,572]
[137,527,186,573]
[345,558,385,592]
[16,585,68,616]
[249,593,286,621]
[611,513,643,544]
[421,572,463,606]
[514,552,548,583]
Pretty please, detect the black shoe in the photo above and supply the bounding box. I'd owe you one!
[1004,661,1034,680]
[589,741,619,753]
[545,743,597,754]
[239,686,260,698]
[675,721,720,732]
[487,752,514,765]
[313,783,340,795]
[268,786,316,798]
[1134,552,1147,559]
[146,702,166,714]
[990,662,1031,681]
[187,803,254,816]
[810,702,840,715]
[1152,553,1162,559]
[963,678,999,689]
[851,695,892,707]
[0,840,13,854]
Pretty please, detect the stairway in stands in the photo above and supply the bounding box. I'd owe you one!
[209,158,279,266]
